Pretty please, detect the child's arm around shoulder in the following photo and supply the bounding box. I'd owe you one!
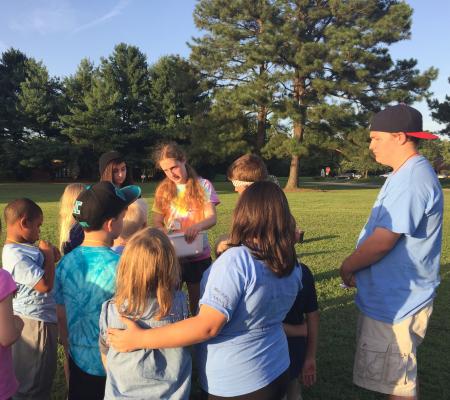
[107,304,227,352]
[34,240,57,293]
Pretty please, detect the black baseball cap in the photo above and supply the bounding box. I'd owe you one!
[73,182,141,230]
[99,151,124,176]
[370,104,438,140]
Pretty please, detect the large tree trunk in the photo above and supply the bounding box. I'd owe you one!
[255,57,267,153]
[285,74,305,190]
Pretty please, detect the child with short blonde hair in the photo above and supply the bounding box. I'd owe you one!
[99,227,191,399]
[59,183,85,254]
[111,198,148,254]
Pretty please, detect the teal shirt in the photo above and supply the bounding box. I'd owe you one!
[55,246,119,376]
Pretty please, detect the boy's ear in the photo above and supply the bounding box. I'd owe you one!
[103,218,114,233]
[19,217,29,229]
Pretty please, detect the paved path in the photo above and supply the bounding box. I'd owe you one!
[301,180,382,188]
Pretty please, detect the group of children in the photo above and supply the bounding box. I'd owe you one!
[0,143,319,400]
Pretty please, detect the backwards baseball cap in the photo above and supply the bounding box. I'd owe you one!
[370,104,439,140]
[99,151,123,176]
[73,182,141,230]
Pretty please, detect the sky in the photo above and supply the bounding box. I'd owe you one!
[1,0,449,132]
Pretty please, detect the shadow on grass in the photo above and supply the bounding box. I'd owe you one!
[302,235,339,245]
[297,250,336,258]
[303,265,450,400]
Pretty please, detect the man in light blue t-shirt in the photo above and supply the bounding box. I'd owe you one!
[340,104,443,400]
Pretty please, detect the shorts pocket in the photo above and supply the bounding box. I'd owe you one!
[385,343,408,385]
[384,342,417,388]
[355,337,389,382]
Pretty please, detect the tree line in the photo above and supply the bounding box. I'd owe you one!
[1,0,449,186]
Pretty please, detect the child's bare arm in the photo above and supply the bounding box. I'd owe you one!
[34,240,56,293]
[152,212,166,231]
[101,353,107,370]
[57,305,69,357]
[301,310,319,387]
[283,322,307,337]
[184,202,217,243]
[0,294,24,347]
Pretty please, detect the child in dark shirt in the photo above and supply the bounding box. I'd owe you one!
[283,263,319,400]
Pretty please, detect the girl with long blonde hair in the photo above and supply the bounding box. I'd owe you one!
[58,183,85,254]
[152,142,220,314]
[99,228,191,399]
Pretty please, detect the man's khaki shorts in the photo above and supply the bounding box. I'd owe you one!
[353,302,433,397]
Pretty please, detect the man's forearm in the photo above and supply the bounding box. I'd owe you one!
[341,227,400,274]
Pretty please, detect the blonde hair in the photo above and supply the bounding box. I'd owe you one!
[58,183,85,252]
[120,198,148,240]
[153,142,206,217]
[114,227,181,320]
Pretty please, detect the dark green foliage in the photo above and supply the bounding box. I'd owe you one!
[190,0,281,151]
[428,77,450,136]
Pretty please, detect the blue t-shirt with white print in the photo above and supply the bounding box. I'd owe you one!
[2,243,56,323]
[355,155,443,323]
[196,246,302,397]
[55,246,119,376]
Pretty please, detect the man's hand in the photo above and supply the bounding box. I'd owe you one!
[339,263,356,287]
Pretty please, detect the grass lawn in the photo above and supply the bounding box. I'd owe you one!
[1,181,449,400]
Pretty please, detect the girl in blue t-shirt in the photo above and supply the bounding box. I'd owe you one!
[99,228,191,400]
[107,181,302,399]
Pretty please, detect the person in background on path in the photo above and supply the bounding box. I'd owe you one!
[59,183,86,255]
[340,104,443,400]
[99,151,134,188]
[0,218,24,400]
[325,166,331,177]
[99,228,191,399]
[55,182,141,400]
[111,198,148,255]
[2,199,60,400]
[152,142,219,315]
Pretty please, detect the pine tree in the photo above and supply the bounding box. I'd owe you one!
[269,0,437,188]
[60,44,154,176]
[428,77,450,136]
[190,0,281,152]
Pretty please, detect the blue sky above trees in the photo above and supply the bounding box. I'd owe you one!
[1,0,449,131]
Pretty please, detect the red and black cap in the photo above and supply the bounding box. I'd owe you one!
[73,181,141,230]
[370,104,439,140]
